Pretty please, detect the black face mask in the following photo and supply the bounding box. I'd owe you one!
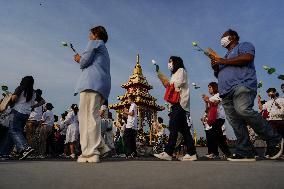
[269,93,276,99]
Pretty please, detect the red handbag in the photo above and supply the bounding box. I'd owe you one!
[207,102,218,126]
[164,84,180,104]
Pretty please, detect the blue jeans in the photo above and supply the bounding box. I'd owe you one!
[222,86,282,156]
[0,109,29,155]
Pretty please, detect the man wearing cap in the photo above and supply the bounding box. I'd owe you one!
[73,26,111,163]
[210,29,283,161]
[260,88,284,137]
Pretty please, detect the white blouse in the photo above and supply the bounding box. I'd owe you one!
[170,68,190,111]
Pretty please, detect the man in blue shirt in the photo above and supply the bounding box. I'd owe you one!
[73,26,111,163]
[210,29,283,161]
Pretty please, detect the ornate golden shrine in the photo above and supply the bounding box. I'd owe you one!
[109,54,164,143]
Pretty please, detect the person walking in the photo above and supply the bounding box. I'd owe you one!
[0,76,39,160]
[210,29,283,161]
[154,56,197,161]
[202,82,231,158]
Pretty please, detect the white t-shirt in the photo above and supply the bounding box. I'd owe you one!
[209,93,226,119]
[13,90,36,115]
[262,97,284,120]
[126,103,137,130]
[42,110,55,127]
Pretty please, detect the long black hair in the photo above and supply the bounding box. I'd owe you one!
[19,76,34,102]
[169,56,185,74]
[71,104,79,115]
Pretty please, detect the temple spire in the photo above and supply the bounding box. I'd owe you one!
[136,53,140,64]
[134,53,142,75]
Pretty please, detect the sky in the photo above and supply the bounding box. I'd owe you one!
[0,0,284,139]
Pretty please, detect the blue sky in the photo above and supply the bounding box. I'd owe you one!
[0,0,283,139]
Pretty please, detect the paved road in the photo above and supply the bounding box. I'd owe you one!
[1,157,284,189]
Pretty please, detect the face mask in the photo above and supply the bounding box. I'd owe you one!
[168,62,174,71]
[268,92,276,99]
[220,36,231,48]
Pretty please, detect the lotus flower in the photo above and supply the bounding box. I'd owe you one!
[151,59,157,65]
[191,83,200,89]
[61,41,68,47]
[267,68,276,74]
[192,41,198,47]
[262,65,275,74]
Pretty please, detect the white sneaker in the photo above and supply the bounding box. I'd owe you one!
[206,154,219,159]
[87,155,100,163]
[154,152,172,161]
[70,154,76,159]
[77,155,88,163]
[178,154,197,161]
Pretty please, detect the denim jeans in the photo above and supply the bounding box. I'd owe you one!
[0,109,29,155]
[222,86,282,156]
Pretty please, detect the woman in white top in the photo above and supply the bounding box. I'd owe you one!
[154,56,197,161]
[64,104,79,159]
[202,82,231,157]
[0,76,40,160]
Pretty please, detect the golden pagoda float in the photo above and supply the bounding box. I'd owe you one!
[109,54,164,145]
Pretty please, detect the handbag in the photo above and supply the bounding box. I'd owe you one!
[207,102,218,126]
[0,93,12,113]
[164,83,180,104]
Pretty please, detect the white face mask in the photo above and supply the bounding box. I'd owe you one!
[220,36,231,48]
[168,62,174,71]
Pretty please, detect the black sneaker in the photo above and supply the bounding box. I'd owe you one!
[19,147,34,160]
[265,138,284,159]
[227,154,256,162]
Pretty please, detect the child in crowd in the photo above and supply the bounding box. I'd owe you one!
[64,104,79,159]
[59,111,68,157]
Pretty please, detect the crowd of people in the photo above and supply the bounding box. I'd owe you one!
[0,26,283,162]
